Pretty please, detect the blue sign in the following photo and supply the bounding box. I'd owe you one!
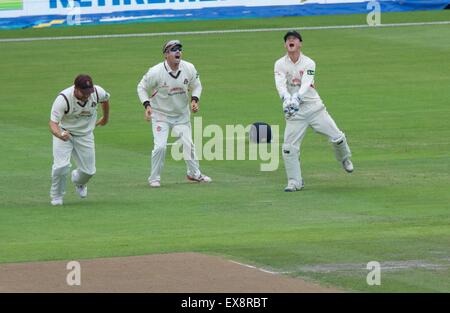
[49,0,218,9]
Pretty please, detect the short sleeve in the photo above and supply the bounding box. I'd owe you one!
[95,85,110,103]
[50,95,68,123]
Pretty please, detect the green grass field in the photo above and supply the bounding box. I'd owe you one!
[0,0,22,10]
[1,11,449,292]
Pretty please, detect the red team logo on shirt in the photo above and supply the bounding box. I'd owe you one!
[156,125,162,132]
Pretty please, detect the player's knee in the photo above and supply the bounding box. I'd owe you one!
[153,145,167,154]
[282,144,299,157]
[52,164,70,176]
[331,133,346,145]
[331,133,351,161]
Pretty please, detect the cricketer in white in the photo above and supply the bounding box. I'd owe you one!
[137,39,211,188]
[274,31,354,192]
[49,74,110,205]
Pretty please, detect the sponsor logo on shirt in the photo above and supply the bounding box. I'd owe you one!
[79,111,92,116]
[168,87,185,96]
[307,70,315,75]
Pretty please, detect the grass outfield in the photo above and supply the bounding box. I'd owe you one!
[0,0,22,11]
[1,11,449,292]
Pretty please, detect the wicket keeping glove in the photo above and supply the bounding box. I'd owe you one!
[282,96,291,110]
[283,104,299,120]
[285,104,299,119]
[291,92,303,106]
[282,96,294,119]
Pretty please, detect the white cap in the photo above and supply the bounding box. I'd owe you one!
[162,40,182,53]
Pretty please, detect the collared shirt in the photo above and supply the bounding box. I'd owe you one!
[274,53,321,102]
[50,85,110,136]
[137,59,202,118]
[165,60,180,77]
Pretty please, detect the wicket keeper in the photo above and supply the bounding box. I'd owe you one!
[274,31,354,192]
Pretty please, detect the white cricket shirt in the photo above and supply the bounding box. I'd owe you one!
[50,85,110,136]
[137,60,202,118]
[274,53,322,102]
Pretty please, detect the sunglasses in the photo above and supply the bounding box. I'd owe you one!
[169,46,182,52]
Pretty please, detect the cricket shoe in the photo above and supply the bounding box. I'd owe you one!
[51,197,63,206]
[186,174,212,183]
[342,158,354,173]
[149,180,161,188]
[284,180,304,192]
[76,185,88,198]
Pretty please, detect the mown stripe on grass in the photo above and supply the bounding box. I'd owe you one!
[1,21,449,43]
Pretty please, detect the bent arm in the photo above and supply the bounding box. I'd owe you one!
[96,100,110,126]
[296,72,314,100]
[137,69,157,105]
[295,62,316,100]
[49,120,70,141]
[189,68,202,101]
[274,61,290,102]
[49,96,70,140]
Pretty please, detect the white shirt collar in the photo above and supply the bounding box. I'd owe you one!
[286,53,301,65]
[164,60,180,75]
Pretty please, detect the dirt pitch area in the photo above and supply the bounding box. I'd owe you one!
[0,252,338,292]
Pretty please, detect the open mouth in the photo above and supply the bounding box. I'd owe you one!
[175,55,181,60]
[289,43,295,48]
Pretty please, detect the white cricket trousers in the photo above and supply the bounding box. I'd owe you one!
[283,106,351,184]
[149,116,201,182]
[50,132,96,199]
